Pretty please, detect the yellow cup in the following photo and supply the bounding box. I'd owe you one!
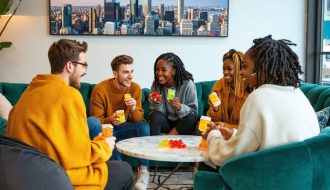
[199,116,211,132]
[116,110,126,123]
[124,93,131,101]
[209,92,221,107]
[102,124,113,137]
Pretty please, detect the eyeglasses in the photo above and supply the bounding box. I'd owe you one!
[72,61,88,69]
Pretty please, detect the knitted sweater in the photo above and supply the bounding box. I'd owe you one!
[150,80,198,121]
[90,78,144,124]
[206,78,249,129]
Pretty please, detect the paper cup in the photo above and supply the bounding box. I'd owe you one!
[116,110,126,123]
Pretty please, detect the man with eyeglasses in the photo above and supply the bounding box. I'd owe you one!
[90,55,150,190]
[7,39,134,190]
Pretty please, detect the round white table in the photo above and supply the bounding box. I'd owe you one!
[116,135,205,162]
[116,135,206,189]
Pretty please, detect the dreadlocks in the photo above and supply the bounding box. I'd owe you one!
[153,52,194,90]
[250,35,303,88]
[223,49,245,97]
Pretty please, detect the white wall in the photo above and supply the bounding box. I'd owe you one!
[0,0,306,88]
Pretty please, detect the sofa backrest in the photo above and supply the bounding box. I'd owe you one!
[2,81,330,122]
[300,83,330,126]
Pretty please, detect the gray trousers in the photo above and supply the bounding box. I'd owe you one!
[104,161,134,190]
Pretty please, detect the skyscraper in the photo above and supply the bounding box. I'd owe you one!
[105,1,121,22]
[62,4,72,28]
[88,8,96,33]
[159,3,165,18]
[143,0,151,17]
[177,0,184,23]
[130,0,138,23]
[180,19,193,35]
[144,13,154,35]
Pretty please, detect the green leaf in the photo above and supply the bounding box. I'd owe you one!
[0,0,13,15]
[0,41,12,50]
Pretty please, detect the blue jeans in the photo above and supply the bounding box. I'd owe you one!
[87,118,150,167]
[87,117,102,140]
[111,121,150,167]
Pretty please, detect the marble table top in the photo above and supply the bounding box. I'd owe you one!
[116,135,206,162]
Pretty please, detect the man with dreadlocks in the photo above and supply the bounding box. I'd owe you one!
[202,35,320,168]
[148,52,198,135]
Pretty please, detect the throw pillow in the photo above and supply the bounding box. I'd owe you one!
[0,93,13,120]
[316,106,330,130]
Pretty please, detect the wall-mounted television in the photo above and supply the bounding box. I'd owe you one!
[49,0,229,37]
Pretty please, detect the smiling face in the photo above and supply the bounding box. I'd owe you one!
[113,64,133,88]
[69,52,87,89]
[223,59,235,84]
[241,49,257,89]
[155,59,176,87]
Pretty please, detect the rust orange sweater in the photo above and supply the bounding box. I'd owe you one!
[89,78,144,124]
[7,74,111,190]
[206,78,249,129]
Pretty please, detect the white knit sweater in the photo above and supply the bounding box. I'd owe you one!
[203,84,320,167]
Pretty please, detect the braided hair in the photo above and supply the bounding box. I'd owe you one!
[223,49,245,97]
[153,52,194,90]
[249,35,303,88]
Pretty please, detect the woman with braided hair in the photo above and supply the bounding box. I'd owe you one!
[148,52,198,135]
[202,35,320,168]
[206,49,249,131]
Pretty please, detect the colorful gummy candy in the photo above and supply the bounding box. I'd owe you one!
[151,91,162,102]
[158,139,186,149]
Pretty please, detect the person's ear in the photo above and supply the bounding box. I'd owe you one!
[65,61,75,73]
[172,69,176,76]
[113,70,117,78]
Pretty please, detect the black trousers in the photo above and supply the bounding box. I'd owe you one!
[104,161,134,190]
[148,110,198,135]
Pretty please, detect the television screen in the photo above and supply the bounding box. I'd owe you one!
[49,0,229,37]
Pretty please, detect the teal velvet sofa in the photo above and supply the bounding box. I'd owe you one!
[194,83,330,190]
[1,81,330,175]
[0,80,217,168]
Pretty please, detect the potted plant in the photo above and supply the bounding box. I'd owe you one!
[0,0,22,50]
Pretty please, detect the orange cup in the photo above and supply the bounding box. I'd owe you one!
[102,124,113,137]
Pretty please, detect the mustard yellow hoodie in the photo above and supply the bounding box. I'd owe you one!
[7,74,111,190]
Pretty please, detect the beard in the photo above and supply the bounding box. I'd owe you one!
[69,72,85,89]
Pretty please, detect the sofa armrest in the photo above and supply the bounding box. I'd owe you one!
[219,142,313,190]
[194,171,227,190]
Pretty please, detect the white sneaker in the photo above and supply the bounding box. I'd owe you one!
[135,169,149,190]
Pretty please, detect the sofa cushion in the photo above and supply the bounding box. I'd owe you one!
[0,93,12,120]
[316,106,330,130]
